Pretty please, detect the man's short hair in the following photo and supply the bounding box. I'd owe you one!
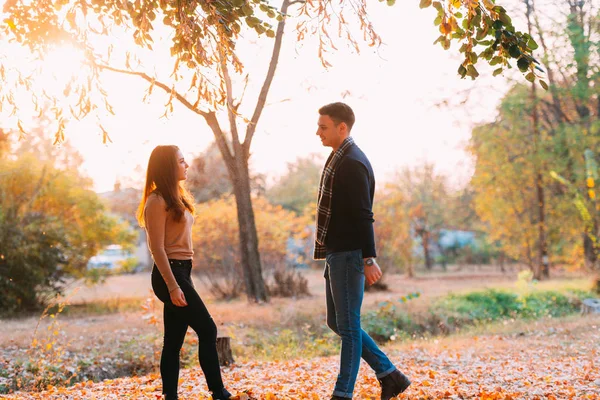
[319,102,355,131]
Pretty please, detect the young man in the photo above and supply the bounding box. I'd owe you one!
[314,102,411,400]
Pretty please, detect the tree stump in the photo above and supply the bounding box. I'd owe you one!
[582,298,600,315]
[216,336,234,366]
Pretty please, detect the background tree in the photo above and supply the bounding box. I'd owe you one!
[467,0,600,279]
[192,195,306,299]
[387,163,450,270]
[469,85,582,278]
[266,154,321,214]
[0,134,135,315]
[186,141,266,203]
[374,185,416,278]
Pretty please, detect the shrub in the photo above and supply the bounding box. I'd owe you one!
[192,196,308,299]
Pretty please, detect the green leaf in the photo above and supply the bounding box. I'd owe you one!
[455,12,463,18]
[539,80,549,90]
[245,16,260,28]
[493,67,503,76]
[490,56,503,66]
[387,0,396,6]
[517,57,530,72]
[442,37,450,50]
[525,72,535,82]
[466,65,479,79]
[508,45,521,58]
[492,20,503,30]
[527,37,539,50]
[242,4,253,16]
[432,2,443,11]
[499,12,512,26]
[458,64,467,78]
[419,0,432,8]
[434,15,442,26]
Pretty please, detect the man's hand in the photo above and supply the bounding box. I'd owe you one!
[364,258,383,286]
[170,287,188,307]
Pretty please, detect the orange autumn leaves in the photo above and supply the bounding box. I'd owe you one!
[6,317,600,399]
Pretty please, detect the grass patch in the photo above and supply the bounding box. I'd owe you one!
[235,324,339,361]
[361,287,591,343]
[50,297,145,317]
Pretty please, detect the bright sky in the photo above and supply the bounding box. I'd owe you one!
[1,0,518,193]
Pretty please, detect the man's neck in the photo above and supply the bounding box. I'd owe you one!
[331,135,351,152]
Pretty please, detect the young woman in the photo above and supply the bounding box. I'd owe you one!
[137,145,232,400]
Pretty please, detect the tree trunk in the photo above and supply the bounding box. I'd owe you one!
[583,231,597,270]
[204,112,268,303]
[231,156,268,302]
[422,232,433,270]
[535,172,550,280]
[406,262,415,278]
[526,0,549,281]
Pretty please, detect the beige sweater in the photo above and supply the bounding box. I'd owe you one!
[144,193,194,292]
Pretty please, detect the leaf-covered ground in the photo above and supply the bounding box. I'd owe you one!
[4,316,600,399]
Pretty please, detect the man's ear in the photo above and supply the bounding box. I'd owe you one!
[339,122,348,135]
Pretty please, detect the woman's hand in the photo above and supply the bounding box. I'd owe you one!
[170,288,188,307]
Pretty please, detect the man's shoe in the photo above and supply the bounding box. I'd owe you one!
[379,370,411,400]
[212,388,232,400]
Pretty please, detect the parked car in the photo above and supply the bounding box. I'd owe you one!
[87,245,138,272]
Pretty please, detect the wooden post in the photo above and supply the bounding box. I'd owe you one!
[216,336,234,366]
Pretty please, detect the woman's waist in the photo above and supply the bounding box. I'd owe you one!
[163,245,194,258]
[167,258,192,268]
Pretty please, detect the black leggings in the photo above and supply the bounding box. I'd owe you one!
[151,259,224,398]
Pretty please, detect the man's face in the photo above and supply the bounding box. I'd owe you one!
[316,114,345,149]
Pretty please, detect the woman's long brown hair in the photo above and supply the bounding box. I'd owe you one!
[136,145,195,227]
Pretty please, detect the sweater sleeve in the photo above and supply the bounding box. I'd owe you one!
[336,158,377,258]
[144,195,180,292]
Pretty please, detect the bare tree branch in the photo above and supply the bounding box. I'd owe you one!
[218,49,242,154]
[243,0,291,157]
[93,63,210,118]
[94,62,236,164]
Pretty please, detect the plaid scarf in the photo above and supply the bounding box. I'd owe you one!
[313,136,355,260]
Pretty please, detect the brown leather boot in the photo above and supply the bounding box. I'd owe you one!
[379,370,411,400]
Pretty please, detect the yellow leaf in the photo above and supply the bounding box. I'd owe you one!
[5,19,16,31]
[587,177,595,188]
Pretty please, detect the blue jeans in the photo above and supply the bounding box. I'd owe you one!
[325,249,396,398]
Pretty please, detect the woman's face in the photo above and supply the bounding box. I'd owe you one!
[175,149,189,181]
